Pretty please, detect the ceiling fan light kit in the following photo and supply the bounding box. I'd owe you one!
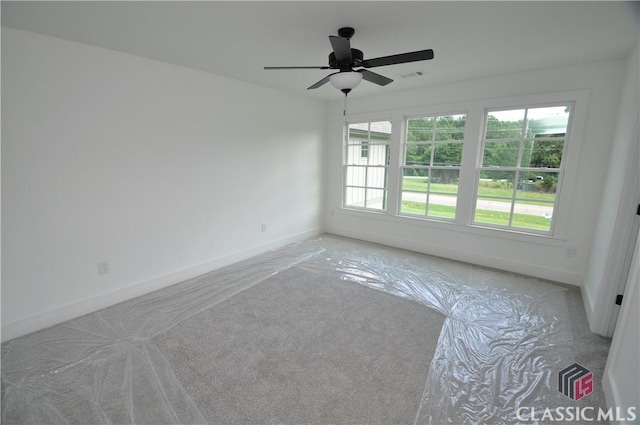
[329,71,363,94]
[264,27,434,96]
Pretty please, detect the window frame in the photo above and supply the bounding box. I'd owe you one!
[336,90,589,245]
[400,112,468,221]
[342,120,393,212]
[472,102,574,235]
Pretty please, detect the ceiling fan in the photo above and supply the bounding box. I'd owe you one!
[264,27,434,96]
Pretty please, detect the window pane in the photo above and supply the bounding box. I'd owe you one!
[346,144,368,165]
[366,167,387,189]
[348,123,368,142]
[430,169,460,190]
[345,166,366,187]
[525,106,570,138]
[486,110,524,139]
[368,143,389,166]
[405,143,432,166]
[401,191,427,215]
[365,189,386,210]
[474,198,512,226]
[511,209,553,232]
[434,115,466,141]
[345,187,365,208]
[402,170,428,192]
[407,117,434,142]
[521,140,564,168]
[369,121,392,139]
[477,172,515,197]
[433,143,463,166]
[511,199,554,223]
[516,172,559,200]
[482,141,520,167]
[427,194,457,219]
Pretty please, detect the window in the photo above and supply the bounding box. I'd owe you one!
[344,121,391,210]
[338,93,582,241]
[474,105,570,233]
[360,140,369,158]
[401,114,466,219]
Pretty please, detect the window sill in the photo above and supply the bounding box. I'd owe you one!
[336,207,566,247]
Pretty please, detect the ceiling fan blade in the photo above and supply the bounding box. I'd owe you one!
[358,69,393,86]
[264,66,331,70]
[329,35,352,65]
[361,49,434,68]
[307,73,337,90]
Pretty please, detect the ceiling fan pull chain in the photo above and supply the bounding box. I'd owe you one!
[343,93,348,118]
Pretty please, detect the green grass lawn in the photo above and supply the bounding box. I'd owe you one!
[402,177,555,205]
[401,200,552,231]
[401,201,457,219]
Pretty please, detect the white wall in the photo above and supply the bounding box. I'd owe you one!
[325,59,627,286]
[1,28,327,341]
[582,44,640,336]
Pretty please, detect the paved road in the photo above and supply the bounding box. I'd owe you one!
[402,192,553,216]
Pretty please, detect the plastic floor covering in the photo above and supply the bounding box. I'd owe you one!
[2,234,579,424]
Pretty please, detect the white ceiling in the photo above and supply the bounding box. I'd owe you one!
[2,1,639,101]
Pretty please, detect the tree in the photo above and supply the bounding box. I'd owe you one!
[405,115,465,183]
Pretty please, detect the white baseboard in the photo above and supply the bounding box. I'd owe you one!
[327,226,583,285]
[1,228,322,342]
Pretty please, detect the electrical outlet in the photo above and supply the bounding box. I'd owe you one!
[261,224,267,232]
[97,261,110,275]
[565,247,576,258]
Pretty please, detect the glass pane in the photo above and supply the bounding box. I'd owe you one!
[345,187,365,208]
[525,106,570,138]
[427,194,457,219]
[407,117,434,142]
[433,143,463,166]
[345,166,366,187]
[434,114,466,141]
[366,167,387,189]
[405,143,432,166]
[474,197,512,226]
[401,191,427,215]
[367,143,389,166]
[348,123,368,143]
[368,121,392,142]
[430,169,460,192]
[482,141,520,167]
[346,144,368,165]
[521,140,564,168]
[477,172,515,197]
[517,172,559,199]
[402,169,428,192]
[486,109,525,139]
[510,200,554,230]
[365,189,386,210]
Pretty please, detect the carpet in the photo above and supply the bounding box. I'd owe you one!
[153,265,446,424]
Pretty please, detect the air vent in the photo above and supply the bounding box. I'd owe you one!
[400,70,425,79]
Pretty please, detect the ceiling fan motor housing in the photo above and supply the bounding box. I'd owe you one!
[329,49,364,70]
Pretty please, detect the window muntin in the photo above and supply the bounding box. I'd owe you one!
[401,114,466,219]
[474,105,570,233]
[344,121,391,211]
